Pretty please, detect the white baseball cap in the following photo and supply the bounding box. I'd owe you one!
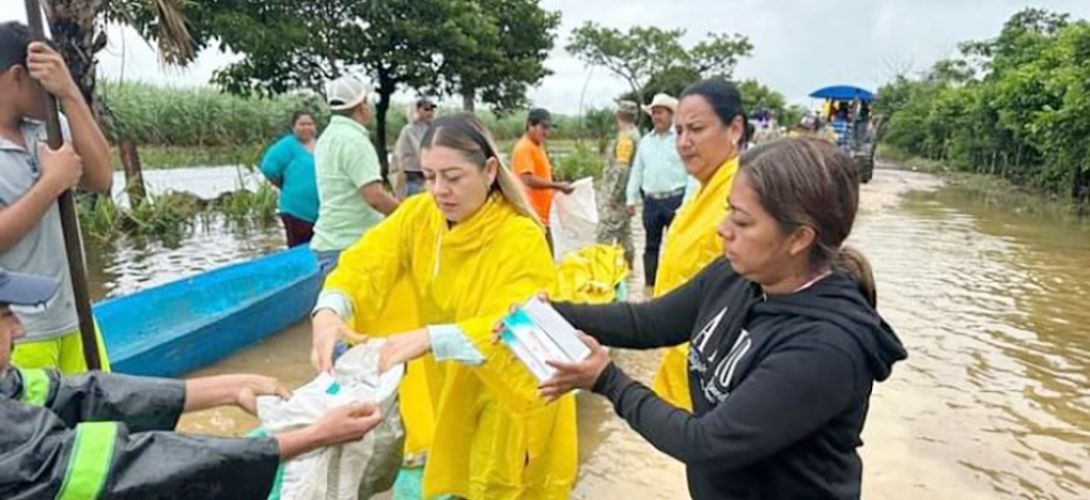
[326,74,373,111]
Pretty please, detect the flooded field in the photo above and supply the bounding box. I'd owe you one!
[87,165,1089,499]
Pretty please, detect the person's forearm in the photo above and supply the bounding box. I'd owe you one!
[276,426,323,460]
[520,174,566,191]
[183,375,252,411]
[0,178,65,251]
[58,88,111,193]
[360,183,400,215]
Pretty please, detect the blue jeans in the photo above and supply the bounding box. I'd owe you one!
[315,249,342,278]
[405,172,425,197]
[642,192,684,287]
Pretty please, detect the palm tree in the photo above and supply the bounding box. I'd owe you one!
[41,0,195,203]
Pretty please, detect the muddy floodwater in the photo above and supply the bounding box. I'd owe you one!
[87,165,1089,499]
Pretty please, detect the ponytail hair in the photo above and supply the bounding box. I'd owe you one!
[834,246,876,307]
[741,137,877,306]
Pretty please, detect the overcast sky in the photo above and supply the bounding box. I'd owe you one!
[4,0,1090,114]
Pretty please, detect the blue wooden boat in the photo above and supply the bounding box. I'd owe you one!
[94,246,321,378]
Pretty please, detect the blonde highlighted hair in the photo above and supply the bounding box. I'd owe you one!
[420,112,541,225]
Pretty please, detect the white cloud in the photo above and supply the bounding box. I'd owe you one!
[5,0,1090,114]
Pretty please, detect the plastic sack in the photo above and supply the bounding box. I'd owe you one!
[555,244,629,304]
[548,177,598,261]
[257,340,405,500]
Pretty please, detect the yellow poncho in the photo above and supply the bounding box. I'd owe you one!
[651,156,740,411]
[324,194,576,500]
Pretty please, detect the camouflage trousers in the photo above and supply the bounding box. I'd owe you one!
[596,163,634,266]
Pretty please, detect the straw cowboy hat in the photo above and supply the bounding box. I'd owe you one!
[642,93,679,115]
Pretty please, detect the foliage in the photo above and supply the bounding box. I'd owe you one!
[175,0,557,172]
[78,184,279,242]
[553,142,603,182]
[438,0,560,111]
[876,8,1090,202]
[98,82,326,148]
[566,22,752,105]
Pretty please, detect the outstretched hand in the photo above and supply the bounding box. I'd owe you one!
[538,333,611,402]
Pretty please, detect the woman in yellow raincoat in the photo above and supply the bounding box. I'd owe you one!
[652,79,749,411]
[310,113,575,500]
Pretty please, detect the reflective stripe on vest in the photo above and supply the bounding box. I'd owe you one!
[56,421,118,500]
[17,367,49,406]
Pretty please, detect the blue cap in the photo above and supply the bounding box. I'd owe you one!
[0,270,59,306]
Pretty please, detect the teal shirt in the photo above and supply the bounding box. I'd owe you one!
[311,116,384,252]
[259,135,319,222]
[625,129,690,205]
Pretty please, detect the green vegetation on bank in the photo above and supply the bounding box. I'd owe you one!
[875,8,1090,207]
[78,185,279,243]
[880,145,1088,219]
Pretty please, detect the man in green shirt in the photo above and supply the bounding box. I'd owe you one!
[311,75,400,271]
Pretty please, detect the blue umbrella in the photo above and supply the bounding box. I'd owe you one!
[809,85,875,102]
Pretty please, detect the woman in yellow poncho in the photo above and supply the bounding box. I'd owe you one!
[652,79,749,411]
[309,113,576,500]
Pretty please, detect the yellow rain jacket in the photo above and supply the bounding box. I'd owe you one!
[651,156,740,411]
[324,194,576,500]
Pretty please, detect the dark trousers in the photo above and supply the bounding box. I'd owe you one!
[642,193,684,287]
[280,213,315,248]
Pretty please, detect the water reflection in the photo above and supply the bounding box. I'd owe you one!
[854,181,1089,499]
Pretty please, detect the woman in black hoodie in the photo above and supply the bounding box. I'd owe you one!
[542,137,907,499]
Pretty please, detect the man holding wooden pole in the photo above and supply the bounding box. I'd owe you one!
[0,20,111,372]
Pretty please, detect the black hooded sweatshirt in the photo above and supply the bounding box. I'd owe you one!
[554,258,907,500]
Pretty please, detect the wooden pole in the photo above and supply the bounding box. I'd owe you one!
[23,0,102,371]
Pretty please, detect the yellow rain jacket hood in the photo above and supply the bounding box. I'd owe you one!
[324,194,576,500]
[652,156,739,410]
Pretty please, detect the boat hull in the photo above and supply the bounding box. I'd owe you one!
[94,246,321,378]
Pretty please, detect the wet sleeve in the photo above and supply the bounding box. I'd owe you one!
[591,333,858,469]
[322,201,412,325]
[453,222,557,414]
[553,266,704,349]
[0,397,279,500]
[259,137,289,185]
[16,368,185,433]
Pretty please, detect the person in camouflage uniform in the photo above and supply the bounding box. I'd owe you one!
[596,100,641,266]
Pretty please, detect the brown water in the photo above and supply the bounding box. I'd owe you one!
[89,166,1089,499]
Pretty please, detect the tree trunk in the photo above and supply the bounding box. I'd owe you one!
[462,89,476,112]
[45,0,106,106]
[118,139,147,206]
[374,70,394,179]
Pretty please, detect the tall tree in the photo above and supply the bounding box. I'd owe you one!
[182,0,557,171]
[42,0,195,105]
[438,0,560,112]
[566,22,752,105]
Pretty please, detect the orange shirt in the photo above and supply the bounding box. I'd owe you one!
[511,134,554,223]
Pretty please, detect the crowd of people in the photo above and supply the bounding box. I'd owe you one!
[1,19,907,500]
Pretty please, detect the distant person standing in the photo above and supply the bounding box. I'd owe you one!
[260,111,319,247]
[311,75,399,271]
[596,100,641,265]
[392,97,436,198]
[511,108,572,244]
[625,93,688,289]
